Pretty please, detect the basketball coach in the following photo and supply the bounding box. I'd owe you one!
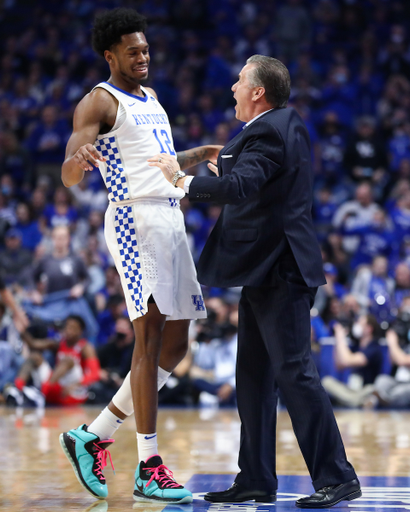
[152,55,361,508]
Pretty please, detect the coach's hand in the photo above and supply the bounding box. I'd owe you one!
[73,143,106,172]
[148,153,181,184]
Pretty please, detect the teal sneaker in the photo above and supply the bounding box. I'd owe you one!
[133,455,193,503]
[59,424,114,499]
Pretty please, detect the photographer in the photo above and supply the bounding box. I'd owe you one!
[322,314,383,407]
[190,308,238,406]
[368,296,410,408]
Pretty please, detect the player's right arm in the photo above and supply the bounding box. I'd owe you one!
[61,89,117,187]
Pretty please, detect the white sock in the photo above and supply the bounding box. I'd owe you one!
[112,366,172,417]
[158,366,171,391]
[134,368,169,461]
[137,432,158,462]
[88,406,124,441]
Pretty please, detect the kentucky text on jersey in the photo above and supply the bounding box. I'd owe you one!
[132,113,168,125]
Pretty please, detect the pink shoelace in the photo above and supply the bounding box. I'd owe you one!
[145,464,181,488]
[93,440,115,478]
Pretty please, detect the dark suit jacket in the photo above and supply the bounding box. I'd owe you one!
[188,107,326,288]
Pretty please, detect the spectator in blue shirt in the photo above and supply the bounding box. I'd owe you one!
[351,255,395,326]
[25,105,70,187]
[393,262,410,310]
[317,111,347,188]
[341,210,396,270]
[96,294,127,347]
[313,187,339,242]
[390,190,410,238]
[42,186,78,231]
[14,202,43,251]
[321,65,357,127]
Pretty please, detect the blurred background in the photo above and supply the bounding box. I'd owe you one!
[1,0,410,411]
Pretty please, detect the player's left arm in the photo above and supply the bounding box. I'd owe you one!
[145,87,222,171]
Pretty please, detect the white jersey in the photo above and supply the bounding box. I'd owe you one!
[93,82,184,202]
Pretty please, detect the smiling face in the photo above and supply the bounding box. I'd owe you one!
[106,32,150,86]
[231,63,259,123]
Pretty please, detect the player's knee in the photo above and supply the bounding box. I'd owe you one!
[174,337,189,360]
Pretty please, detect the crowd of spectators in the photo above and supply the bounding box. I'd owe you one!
[2,0,410,408]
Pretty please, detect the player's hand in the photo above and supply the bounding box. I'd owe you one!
[147,153,180,184]
[207,145,223,164]
[73,143,106,171]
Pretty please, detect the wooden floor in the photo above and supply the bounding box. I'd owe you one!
[1,406,410,511]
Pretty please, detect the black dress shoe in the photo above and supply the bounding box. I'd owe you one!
[205,482,276,503]
[295,478,361,508]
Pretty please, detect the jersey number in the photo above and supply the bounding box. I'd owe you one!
[153,129,176,156]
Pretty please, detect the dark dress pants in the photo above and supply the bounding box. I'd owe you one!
[234,258,357,492]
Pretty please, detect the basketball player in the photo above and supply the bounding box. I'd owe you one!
[20,315,100,406]
[59,8,221,503]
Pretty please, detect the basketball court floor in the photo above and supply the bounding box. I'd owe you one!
[1,406,409,512]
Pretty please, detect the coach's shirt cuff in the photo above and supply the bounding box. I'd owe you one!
[183,175,194,193]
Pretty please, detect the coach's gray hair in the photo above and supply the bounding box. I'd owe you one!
[246,55,291,108]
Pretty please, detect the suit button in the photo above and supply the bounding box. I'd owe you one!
[196,193,200,198]
[207,194,210,198]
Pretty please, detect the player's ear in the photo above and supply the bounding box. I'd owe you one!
[104,49,114,65]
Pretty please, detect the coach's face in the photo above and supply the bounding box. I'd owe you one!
[231,63,258,123]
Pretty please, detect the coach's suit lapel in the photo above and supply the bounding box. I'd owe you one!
[217,129,245,176]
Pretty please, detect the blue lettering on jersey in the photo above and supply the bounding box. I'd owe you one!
[132,113,168,127]
[192,295,205,311]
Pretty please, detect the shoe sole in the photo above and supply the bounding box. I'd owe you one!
[295,489,362,508]
[133,490,193,504]
[59,433,105,500]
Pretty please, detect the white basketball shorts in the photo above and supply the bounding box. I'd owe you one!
[105,197,207,322]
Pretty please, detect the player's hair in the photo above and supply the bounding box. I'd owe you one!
[246,55,291,108]
[92,8,147,57]
[66,314,86,332]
